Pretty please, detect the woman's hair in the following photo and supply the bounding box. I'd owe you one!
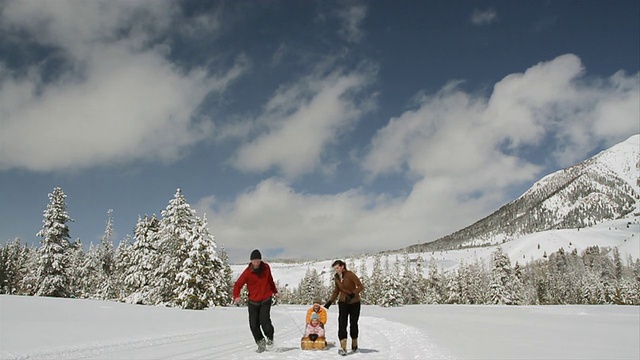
[331,260,347,270]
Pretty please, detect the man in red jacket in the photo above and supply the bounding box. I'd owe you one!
[233,249,280,353]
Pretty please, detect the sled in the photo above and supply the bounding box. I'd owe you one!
[300,336,327,350]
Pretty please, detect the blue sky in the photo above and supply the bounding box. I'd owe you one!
[1,0,638,263]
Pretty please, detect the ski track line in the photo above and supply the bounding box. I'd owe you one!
[1,329,224,360]
[1,307,453,360]
[103,307,305,360]
[104,312,303,360]
[357,316,455,359]
[222,310,306,360]
[151,306,305,360]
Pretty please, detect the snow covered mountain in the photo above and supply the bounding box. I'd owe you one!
[406,134,640,252]
[229,136,639,288]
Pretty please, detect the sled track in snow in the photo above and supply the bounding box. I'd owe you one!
[357,316,453,359]
[1,307,304,360]
[2,329,222,360]
[210,310,303,360]
[1,307,453,360]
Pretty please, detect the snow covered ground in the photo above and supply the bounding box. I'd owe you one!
[2,217,638,359]
[1,295,638,360]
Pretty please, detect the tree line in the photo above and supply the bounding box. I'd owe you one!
[2,187,638,308]
[0,187,233,309]
[278,246,640,306]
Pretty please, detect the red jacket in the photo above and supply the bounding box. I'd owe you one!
[233,261,278,302]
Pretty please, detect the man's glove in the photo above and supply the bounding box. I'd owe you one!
[324,301,331,309]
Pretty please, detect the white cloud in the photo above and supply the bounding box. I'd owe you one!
[362,80,541,188]
[197,178,410,261]
[231,66,375,178]
[471,8,498,26]
[200,54,639,261]
[337,2,367,43]
[593,72,640,138]
[1,1,175,59]
[198,174,500,262]
[365,54,639,179]
[0,1,244,172]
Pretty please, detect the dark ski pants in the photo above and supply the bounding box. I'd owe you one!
[248,298,274,343]
[337,301,361,340]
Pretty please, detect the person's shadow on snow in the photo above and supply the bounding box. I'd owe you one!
[275,347,298,352]
[356,348,379,354]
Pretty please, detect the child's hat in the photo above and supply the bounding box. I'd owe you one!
[311,313,319,320]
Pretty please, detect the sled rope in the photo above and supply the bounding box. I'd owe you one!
[282,305,305,336]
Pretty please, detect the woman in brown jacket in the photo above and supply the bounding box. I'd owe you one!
[324,260,364,355]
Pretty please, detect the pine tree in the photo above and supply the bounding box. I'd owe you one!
[35,187,73,297]
[368,254,383,305]
[95,209,116,300]
[425,257,444,304]
[347,259,357,273]
[80,243,101,298]
[400,252,419,304]
[67,239,86,298]
[174,215,225,309]
[443,269,461,304]
[0,238,30,295]
[379,256,403,307]
[18,245,38,295]
[459,260,489,304]
[156,189,198,305]
[613,247,623,281]
[125,214,160,304]
[217,245,234,305]
[489,247,519,305]
[457,262,472,304]
[112,235,133,301]
[0,243,6,293]
[357,259,370,304]
[412,255,436,304]
[297,267,324,304]
[276,282,294,304]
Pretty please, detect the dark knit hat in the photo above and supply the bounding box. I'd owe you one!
[313,298,322,305]
[250,249,262,260]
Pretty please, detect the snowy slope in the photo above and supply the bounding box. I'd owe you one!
[588,134,640,195]
[237,215,640,285]
[528,134,640,226]
[1,295,638,360]
[408,134,640,252]
[522,134,639,201]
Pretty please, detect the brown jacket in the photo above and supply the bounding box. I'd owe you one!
[328,270,364,304]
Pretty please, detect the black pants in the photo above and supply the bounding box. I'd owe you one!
[248,298,274,343]
[337,301,361,340]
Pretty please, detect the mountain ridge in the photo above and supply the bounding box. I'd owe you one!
[403,134,640,253]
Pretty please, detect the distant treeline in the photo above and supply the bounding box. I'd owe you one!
[2,187,639,308]
[280,246,640,306]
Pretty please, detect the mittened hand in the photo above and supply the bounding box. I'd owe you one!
[345,293,354,304]
[324,301,331,309]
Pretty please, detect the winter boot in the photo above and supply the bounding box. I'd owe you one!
[256,338,266,353]
[351,338,358,352]
[266,337,274,350]
[338,339,348,356]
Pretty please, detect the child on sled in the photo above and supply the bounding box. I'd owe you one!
[301,312,326,349]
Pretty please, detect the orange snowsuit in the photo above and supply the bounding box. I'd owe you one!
[305,305,328,325]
